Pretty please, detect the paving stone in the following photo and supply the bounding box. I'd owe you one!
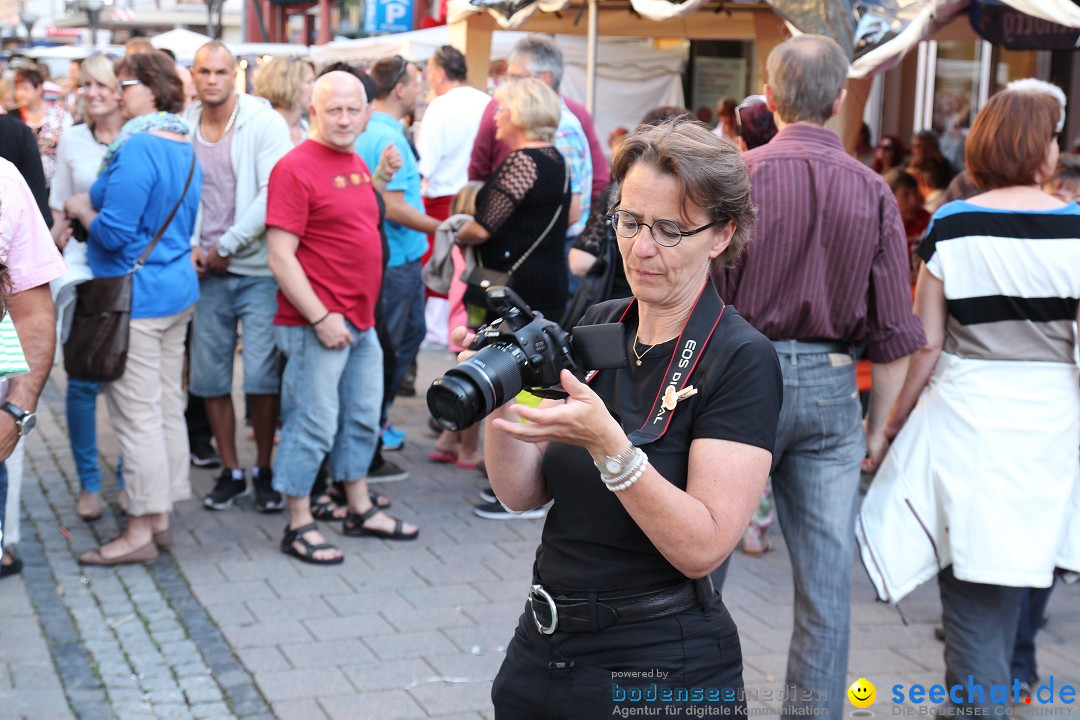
[183,684,224,704]
[320,689,426,720]
[280,639,377,669]
[253,667,354,702]
[341,658,439,692]
[272,698,331,720]
[409,680,495,716]
[303,613,396,641]
[234,646,291,673]
[219,621,312,648]
[189,702,233,719]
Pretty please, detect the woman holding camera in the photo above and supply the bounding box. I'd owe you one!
[455,77,572,322]
[453,120,782,717]
[49,53,127,521]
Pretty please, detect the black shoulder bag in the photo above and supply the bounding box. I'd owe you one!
[64,153,197,383]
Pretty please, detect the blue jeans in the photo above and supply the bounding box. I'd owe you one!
[381,260,425,416]
[67,377,124,493]
[769,344,865,720]
[0,460,7,556]
[939,567,1025,711]
[272,321,383,497]
[190,274,281,397]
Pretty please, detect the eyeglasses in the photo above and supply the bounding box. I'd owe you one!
[734,95,766,135]
[119,79,141,90]
[609,210,719,248]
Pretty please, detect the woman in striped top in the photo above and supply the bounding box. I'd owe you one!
[857,81,1080,711]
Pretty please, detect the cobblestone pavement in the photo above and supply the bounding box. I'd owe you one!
[1,349,1077,719]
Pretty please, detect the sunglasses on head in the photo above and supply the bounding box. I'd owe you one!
[734,95,766,135]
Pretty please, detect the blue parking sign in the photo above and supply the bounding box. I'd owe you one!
[365,0,413,34]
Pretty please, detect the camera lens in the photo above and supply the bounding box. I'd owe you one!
[427,343,529,431]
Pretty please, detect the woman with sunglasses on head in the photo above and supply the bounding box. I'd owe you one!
[451,119,782,717]
[63,51,203,566]
[872,134,906,175]
[49,53,128,523]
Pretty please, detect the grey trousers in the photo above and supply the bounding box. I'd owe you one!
[939,566,1026,710]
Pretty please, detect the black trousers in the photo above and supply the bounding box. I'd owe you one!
[492,590,746,719]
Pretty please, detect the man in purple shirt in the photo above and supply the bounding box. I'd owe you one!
[468,36,607,201]
[713,35,925,720]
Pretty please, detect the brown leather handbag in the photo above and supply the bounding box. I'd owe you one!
[64,155,197,383]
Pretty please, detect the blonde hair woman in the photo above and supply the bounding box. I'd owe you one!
[253,55,316,146]
[49,53,128,522]
[454,78,572,320]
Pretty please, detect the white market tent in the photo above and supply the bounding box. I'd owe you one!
[151,28,214,63]
[311,26,687,155]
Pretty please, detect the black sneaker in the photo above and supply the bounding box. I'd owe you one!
[478,485,497,503]
[190,438,222,468]
[368,460,409,483]
[473,501,545,520]
[252,468,283,513]
[203,469,248,510]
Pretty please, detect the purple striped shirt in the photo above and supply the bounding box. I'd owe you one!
[713,123,925,363]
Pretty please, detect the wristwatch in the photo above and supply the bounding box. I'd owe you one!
[595,444,638,477]
[1,402,36,438]
[215,244,230,258]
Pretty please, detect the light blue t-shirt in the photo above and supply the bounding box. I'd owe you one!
[355,112,427,267]
[554,100,591,237]
[88,133,201,319]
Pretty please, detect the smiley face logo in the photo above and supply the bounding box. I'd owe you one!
[848,678,876,708]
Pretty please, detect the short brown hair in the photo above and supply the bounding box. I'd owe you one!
[966,88,1060,189]
[116,52,184,114]
[125,37,155,55]
[14,69,43,88]
[612,120,755,269]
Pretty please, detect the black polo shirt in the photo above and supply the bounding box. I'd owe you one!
[0,113,51,226]
[535,298,783,594]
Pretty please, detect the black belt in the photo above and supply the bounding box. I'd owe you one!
[528,578,713,634]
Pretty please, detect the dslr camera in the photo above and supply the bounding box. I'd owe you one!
[427,286,624,431]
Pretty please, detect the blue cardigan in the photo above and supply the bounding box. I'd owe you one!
[89,133,202,319]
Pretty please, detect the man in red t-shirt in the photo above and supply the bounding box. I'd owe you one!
[266,71,419,565]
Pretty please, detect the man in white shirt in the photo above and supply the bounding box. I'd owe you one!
[417,45,490,212]
[415,45,490,345]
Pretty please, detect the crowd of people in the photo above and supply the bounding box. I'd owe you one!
[0,27,1076,720]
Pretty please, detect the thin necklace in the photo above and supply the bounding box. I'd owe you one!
[196,98,239,146]
[632,337,659,367]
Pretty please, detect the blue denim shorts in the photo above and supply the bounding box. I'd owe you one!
[190,273,281,397]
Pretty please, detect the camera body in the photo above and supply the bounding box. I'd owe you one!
[427,286,624,432]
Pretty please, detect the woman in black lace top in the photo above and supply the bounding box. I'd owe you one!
[456,78,571,320]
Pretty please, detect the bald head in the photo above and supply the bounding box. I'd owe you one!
[313,70,367,107]
[310,71,369,153]
[192,40,235,108]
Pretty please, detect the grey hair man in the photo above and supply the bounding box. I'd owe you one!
[713,34,926,720]
[185,40,294,515]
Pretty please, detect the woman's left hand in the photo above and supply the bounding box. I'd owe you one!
[64,194,92,223]
[491,369,626,459]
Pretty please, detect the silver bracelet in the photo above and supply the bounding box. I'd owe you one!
[600,448,647,487]
[607,459,647,492]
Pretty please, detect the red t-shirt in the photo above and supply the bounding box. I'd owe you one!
[267,140,382,330]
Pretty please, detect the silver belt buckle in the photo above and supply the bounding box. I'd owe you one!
[529,584,558,635]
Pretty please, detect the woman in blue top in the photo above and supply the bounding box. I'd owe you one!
[64,51,203,566]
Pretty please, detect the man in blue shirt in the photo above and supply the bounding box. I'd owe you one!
[355,56,439,446]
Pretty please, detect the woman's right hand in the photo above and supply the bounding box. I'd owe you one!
[449,325,477,362]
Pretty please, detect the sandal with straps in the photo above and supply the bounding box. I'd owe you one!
[281,523,344,565]
[327,482,392,510]
[342,506,418,541]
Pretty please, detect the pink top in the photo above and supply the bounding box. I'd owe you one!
[0,158,66,294]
